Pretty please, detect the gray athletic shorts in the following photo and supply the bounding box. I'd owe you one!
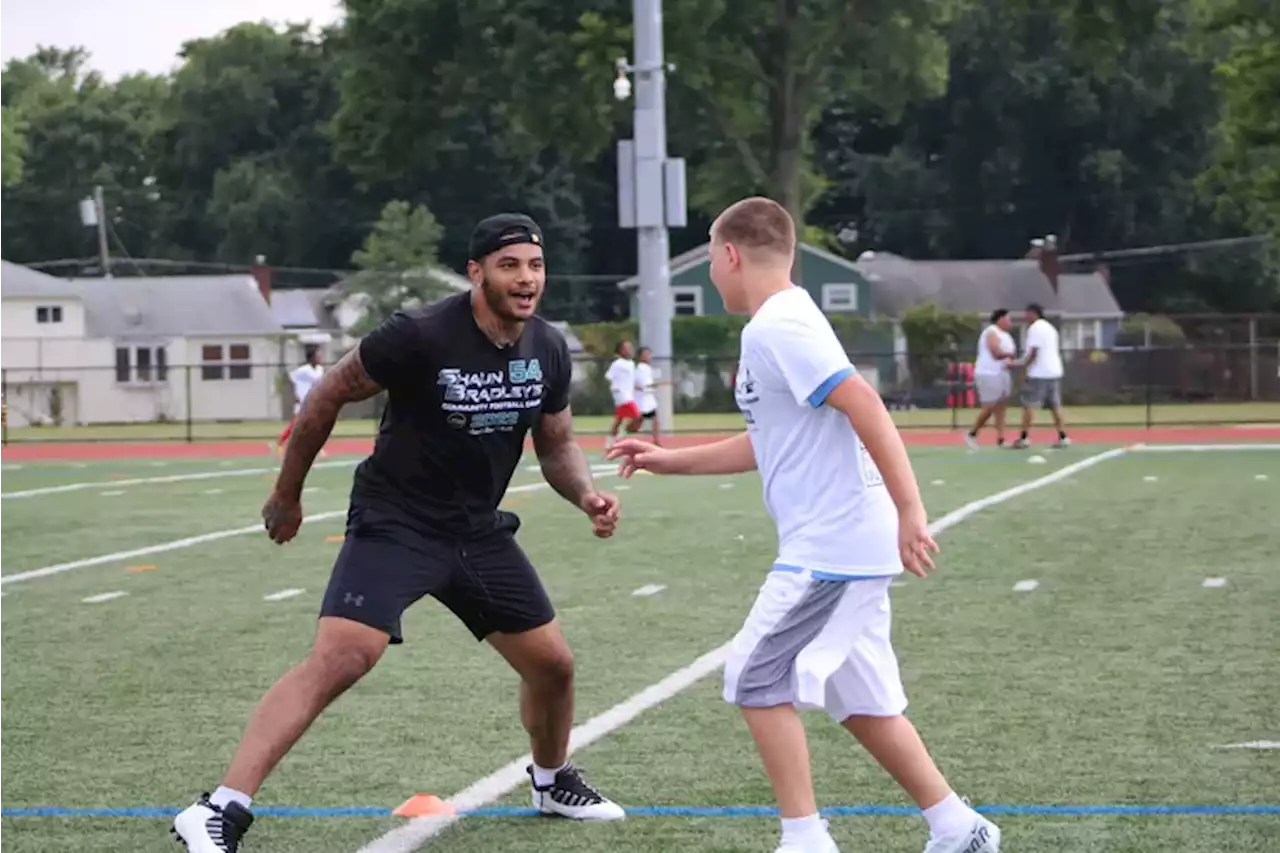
[723,568,907,721]
[975,373,1012,405]
[1021,377,1062,410]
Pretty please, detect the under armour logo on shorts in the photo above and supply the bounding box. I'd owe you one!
[344,592,364,607]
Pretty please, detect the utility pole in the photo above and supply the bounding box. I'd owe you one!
[615,0,686,434]
[80,185,111,276]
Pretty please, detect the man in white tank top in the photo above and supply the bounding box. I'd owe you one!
[965,309,1016,449]
[606,198,1001,853]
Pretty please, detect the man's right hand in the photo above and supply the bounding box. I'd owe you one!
[605,438,680,478]
[262,491,304,544]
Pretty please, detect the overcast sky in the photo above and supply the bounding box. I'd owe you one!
[2,0,345,79]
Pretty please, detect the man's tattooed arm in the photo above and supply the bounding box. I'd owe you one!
[274,348,383,501]
[532,406,595,509]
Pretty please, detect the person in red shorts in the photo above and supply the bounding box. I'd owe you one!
[276,347,324,455]
[604,339,641,448]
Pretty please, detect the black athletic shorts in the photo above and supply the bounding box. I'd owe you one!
[319,504,556,644]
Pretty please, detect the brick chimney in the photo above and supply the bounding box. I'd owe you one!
[1095,261,1110,285]
[1026,235,1060,293]
[250,254,272,304]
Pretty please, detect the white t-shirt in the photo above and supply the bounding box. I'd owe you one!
[735,287,901,579]
[1023,318,1064,379]
[634,362,658,413]
[605,357,636,406]
[974,325,1015,376]
[289,363,324,413]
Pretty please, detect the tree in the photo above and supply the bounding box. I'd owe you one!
[1198,0,1280,278]
[345,200,453,332]
[1,49,171,265]
[159,21,370,268]
[810,0,1276,310]
[333,0,955,244]
[1,106,26,186]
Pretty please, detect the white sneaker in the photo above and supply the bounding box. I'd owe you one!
[171,794,254,852]
[774,818,841,852]
[964,433,980,451]
[922,815,1001,853]
[527,762,625,820]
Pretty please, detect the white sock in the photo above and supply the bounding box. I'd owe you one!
[209,786,253,811]
[780,813,826,844]
[532,762,566,787]
[922,792,975,837]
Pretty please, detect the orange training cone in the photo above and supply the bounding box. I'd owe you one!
[392,794,455,818]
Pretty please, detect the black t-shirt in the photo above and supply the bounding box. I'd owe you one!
[352,291,572,538]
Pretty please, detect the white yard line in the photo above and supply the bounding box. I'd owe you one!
[0,459,359,500]
[1201,577,1227,588]
[1013,580,1040,592]
[354,446,1127,853]
[631,584,667,597]
[263,588,306,602]
[0,478,586,587]
[82,591,127,604]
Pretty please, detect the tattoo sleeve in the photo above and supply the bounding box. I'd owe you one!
[275,347,384,500]
[532,406,595,509]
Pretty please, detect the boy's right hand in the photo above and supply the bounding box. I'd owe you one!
[898,504,939,577]
[605,438,678,478]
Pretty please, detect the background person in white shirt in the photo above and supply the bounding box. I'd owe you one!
[965,309,1017,449]
[606,197,1000,853]
[632,346,663,444]
[1013,303,1069,448]
[276,347,324,453]
[603,340,641,448]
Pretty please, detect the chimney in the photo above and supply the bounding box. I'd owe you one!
[1027,235,1060,293]
[250,254,272,304]
[1095,261,1110,285]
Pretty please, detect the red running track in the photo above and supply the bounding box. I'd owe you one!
[3,425,1278,461]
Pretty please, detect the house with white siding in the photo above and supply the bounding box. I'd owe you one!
[2,261,288,427]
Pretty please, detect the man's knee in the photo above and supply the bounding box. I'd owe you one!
[529,645,575,690]
[305,618,387,694]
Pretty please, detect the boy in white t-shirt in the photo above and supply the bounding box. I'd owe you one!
[606,198,1000,853]
[633,346,662,444]
[603,340,641,448]
[277,348,325,454]
[1013,303,1069,449]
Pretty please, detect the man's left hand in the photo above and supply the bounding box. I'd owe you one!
[580,491,621,539]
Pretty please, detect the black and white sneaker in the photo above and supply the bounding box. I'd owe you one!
[171,793,254,852]
[527,763,625,820]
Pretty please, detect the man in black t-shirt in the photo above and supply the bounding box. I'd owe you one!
[174,214,625,853]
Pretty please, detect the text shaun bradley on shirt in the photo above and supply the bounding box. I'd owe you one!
[437,357,546,435]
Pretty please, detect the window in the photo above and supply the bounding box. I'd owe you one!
[672,286,703,317]
[228,344,252,380]
[114,346,168,384]
[821,283,859,312]
[201,345,224,380]
[1079,321,1100,351]
[202,343,253,380]
[36,305,64,324]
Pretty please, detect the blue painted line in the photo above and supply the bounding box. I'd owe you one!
[3,803,1278,819]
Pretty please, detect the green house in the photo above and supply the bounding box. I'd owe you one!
[616,242,874,318]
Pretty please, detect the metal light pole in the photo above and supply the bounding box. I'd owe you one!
[615,0,686,435]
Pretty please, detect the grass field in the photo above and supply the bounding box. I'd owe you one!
[2,443,1278,852]
[4,401,1280,443]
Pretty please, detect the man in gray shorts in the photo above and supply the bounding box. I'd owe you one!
[1013,303,1070,449]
